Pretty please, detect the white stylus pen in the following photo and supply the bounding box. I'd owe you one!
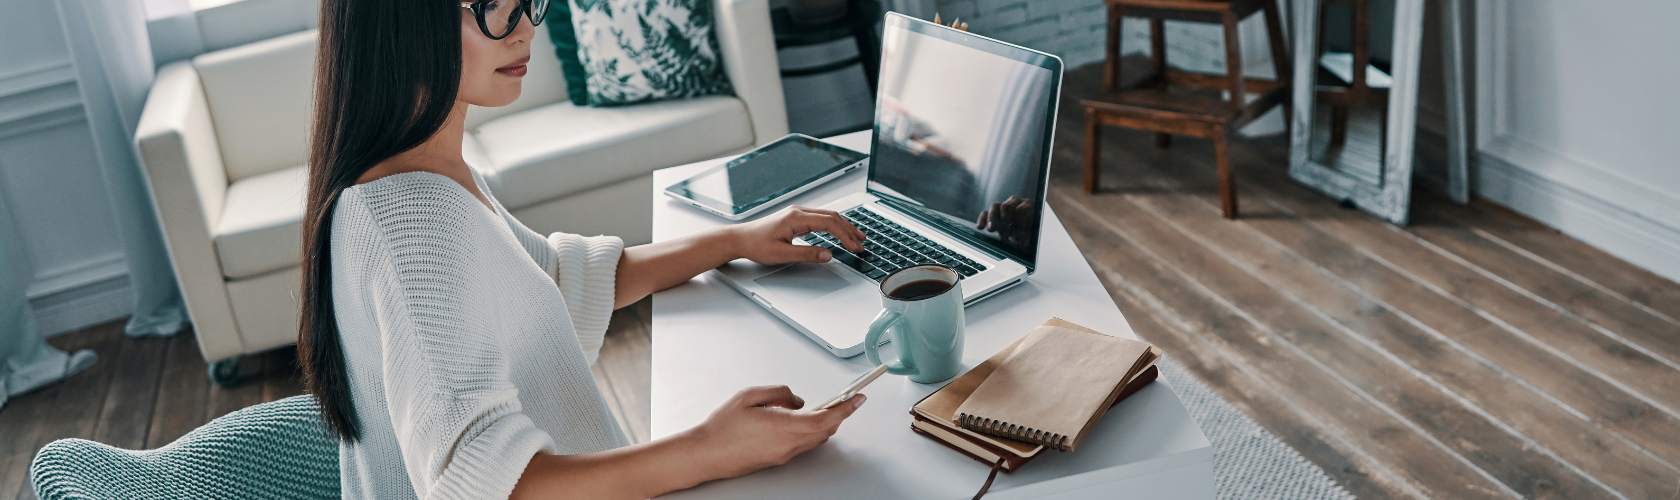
[818,364,890,410]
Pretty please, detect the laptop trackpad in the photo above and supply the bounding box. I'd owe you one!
[755,264,851,303]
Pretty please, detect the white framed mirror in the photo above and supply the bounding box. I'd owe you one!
[1288,0,1426,224]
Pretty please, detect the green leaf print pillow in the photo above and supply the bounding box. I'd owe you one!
[566,0,734,106]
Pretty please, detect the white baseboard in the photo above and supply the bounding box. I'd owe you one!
[25,254,134,336]
[1473,149,1680,284]
[32,275,133,337]
[1470,0,1680,285]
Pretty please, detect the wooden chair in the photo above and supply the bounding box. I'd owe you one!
[1082,0,1290,219]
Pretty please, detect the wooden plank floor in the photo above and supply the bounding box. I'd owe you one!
[1059,64,1680,498]
[6,63,1680,499]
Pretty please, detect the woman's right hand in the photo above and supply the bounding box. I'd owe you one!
[685,385,866,479]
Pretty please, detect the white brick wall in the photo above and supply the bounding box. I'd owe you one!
[932,0,1285,76]
[925,0,1291,135]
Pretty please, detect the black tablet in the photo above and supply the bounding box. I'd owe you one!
[664,134,868,220]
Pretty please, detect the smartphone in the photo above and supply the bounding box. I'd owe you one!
[818,364,889,410]
[664,133,868,221]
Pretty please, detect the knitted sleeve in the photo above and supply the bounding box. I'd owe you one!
[543,232,622,366]
[352,182,557,500]
[501,216,623,366]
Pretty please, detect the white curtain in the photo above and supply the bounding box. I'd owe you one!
[1,198,97,410]
[59,0,190,337]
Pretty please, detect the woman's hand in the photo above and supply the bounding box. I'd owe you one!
[511,385,863,499]
[612,207,867,308]
[684,385,866,479]
[726,207,867,265]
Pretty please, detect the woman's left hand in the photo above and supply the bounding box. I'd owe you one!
[726,207,866,265]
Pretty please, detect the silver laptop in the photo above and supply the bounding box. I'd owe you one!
[715,12,1064,357]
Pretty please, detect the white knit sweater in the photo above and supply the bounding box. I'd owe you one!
[329,170,629,499]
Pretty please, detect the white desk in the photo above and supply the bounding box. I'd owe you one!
[650,131,1213,499]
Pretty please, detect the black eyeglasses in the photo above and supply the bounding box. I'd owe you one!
[459,0,548,40]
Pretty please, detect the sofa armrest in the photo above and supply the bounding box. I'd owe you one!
[714,0,789,145]
[136,61,245,360]
[137,62,229,230]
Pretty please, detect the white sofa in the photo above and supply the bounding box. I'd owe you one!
[135,0,787,374]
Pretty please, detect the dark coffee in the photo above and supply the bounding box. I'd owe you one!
[889,279,955,301]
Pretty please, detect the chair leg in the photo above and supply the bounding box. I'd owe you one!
[1331,104,1349,146]
[1085,110,1102,193]
[1263,1,1291,83]
[1144,16,1174,151]
[1352,0,1371,95]
[1221,12,1245,113]
[1263,1,1291,135]
[1150,17,1166,81]
[1215,133,1237,219]
[1105,6,1123,91]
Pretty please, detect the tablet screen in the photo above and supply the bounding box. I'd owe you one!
[666,135,868,215]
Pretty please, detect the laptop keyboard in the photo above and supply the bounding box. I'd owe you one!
[800,208,987,282]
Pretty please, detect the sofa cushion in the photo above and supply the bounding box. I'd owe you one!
[210,136,497,280]
[566,0,733,106]
[193,30,316,183]
[544,0,590,106]
[214,165,306,280]
[470,95,753,209]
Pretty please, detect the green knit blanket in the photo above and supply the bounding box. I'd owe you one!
[30,395,338,499]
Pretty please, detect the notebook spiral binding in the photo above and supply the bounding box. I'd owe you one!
[956,413,1069,450]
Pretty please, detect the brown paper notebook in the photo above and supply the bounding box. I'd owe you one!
[911,333,1045,471]
[953,317,1158,452]
[910,318,1158,471]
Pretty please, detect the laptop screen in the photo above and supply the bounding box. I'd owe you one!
[867,13,1062,269]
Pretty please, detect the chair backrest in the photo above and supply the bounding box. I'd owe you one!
[190,26,570,183]
[30,395,339,499]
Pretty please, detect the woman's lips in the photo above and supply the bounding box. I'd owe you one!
[496,57,530,77]
[496,64,528,77]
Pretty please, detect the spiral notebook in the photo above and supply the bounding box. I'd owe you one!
[909,332,1047,472]
[952,317,1159,452]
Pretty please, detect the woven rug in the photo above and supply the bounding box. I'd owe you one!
[1158,359,1354,499]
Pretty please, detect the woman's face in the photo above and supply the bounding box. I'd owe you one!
[458,0,533,107]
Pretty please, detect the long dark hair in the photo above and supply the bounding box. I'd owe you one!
[300,0,463,441]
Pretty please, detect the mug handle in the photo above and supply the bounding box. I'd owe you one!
[865,310,915,375]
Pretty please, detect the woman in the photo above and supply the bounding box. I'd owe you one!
[298,0,870,497]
